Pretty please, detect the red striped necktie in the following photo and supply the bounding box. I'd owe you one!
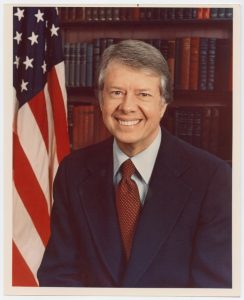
[116,159,141,261]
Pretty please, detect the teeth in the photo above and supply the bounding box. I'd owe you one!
[118,119,140,126]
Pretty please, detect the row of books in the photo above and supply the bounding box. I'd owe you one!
[68,104,231,160]
[162,106,231,158]
[68,104,111,150]
[163,107,220,154]
[63,37,232,92]
[60,7,233,22]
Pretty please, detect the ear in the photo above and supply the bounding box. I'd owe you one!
[160,102,168,119]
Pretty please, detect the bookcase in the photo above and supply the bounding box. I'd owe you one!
[59,6,233,163]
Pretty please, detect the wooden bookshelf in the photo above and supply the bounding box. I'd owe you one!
[60,6,233,162]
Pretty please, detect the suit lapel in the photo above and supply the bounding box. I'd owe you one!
[123,129,193,286]
[78,141,125,285]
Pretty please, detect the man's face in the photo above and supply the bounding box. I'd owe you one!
[100,61,167,156]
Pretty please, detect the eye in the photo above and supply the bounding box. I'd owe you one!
[110,90,124,97]
[138,92,152,98]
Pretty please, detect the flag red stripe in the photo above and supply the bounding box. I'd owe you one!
[12,241,38,286]
[28,91,49,152]
[13,132,50,246]
[47,67,70,162]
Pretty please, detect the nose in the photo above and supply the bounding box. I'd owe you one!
[119,92,137,113]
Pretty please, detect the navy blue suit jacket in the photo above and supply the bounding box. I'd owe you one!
[37,128,232,288]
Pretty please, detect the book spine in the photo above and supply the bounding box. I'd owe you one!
[198,37,209,91]
[93,39,101,87]
[105,7,113,21]
[197,8,203,19]
[180,37,191,90]
[91,7,99,21]
[67,104,74,150]
[189,37,200,90]
[75,43,81,87]
[207,38,216,91]
[98,7,106,21]
[68,7,76,21]
[80,42,87,87]
[63,43,70,87]
[160,39,169,61]
[201,107,211,150]
[214,39,231,91]
[192,110,202,148]
[76,7,85,21]
[167,39,176,90]
[183,8,193,19]
[174,38,181,90]
[225,8,233,19]
[152,8,161,20]
[175,8,184,20]
[202,8,210,19]
[167,8,175,20]
[217,8,226,18]
[112,7,120,21]
[86,43,94,87]
[85,7,92,21]
[210,8,218,19]
[69,43,76,87]
[72,105,80,150]
[191,8,198,19]
[209,107,220,155]
[160,8,168,20]
[132,7,140,21]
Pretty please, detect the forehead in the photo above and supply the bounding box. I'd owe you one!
[104,61,161,86]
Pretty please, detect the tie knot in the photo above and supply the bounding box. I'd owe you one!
[121,159,136,179]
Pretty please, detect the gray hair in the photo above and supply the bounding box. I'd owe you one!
[96,39,172,103]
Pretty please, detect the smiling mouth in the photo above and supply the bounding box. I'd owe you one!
[117,119,141,126]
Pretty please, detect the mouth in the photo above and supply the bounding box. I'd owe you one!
[117,118,141,126]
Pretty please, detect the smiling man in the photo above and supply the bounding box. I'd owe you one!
[37,40,232,288]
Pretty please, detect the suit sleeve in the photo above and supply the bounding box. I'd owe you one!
[37,158,85,287]
[190,161,232,288]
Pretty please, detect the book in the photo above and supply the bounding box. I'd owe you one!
[217,8,226,18]
[192,110,202,148]
[112,7,120,21]
[215,39,232,91]
[132,7,140,20]
[69,43,76,87]
[179,37,191,90]
[98,7,106,21]
[75,43,81,87]
[209,107,220,155]
[67,104,74,149]
[189,37,200,90]
[201,107,212,150]
[202,8,210,19]
[63,43,70,87]
[175,8,184,19]
[197,8,203,19]
[183,8,193,19]
[207,38,216,91]
[225,8,233,18]
[86,43,94,87]
[93,39,101,86]
[174,38,181,90]
[72,105,96,149]
[167,39,176,89]
[198,38,209,91]
[80,42,87,87]
[210,8,218,19]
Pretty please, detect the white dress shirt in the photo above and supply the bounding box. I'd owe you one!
[113,128,162,205]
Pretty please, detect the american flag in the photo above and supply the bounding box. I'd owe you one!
[13,7,70,286]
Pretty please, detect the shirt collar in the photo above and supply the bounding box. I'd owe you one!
[113,128,162,184]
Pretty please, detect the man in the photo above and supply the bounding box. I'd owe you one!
[37,40,232,288]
